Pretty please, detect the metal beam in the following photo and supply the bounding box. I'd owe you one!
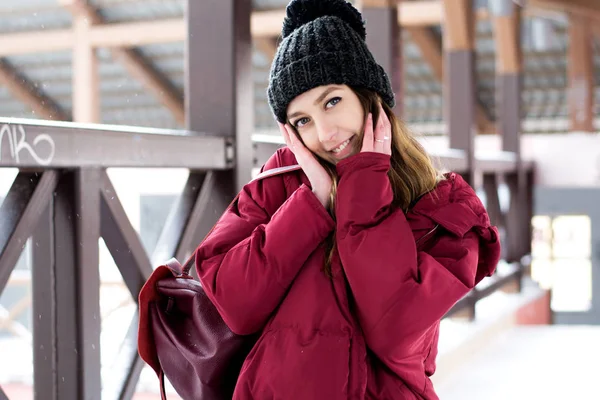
[364,2,403,115]
[48,171,101,399]
[491,2,523,155]
[174,171,235,263]
[0,59,69,120]
[151,172,205,265]
[252,137,470,173]
[0,118,230,168]
[100,171,153,294]
[0,171,58,293]
[186,0,253,191]
[74,168,102,400]
[32,202,57,400]
[443,0,476,185]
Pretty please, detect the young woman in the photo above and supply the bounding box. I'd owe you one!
[194,0,501,398]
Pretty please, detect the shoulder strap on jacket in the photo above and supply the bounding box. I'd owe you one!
[250,164,302,183]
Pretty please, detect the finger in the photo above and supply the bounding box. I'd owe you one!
[284,125,313,163]
[361,113,374,153]
[285,125,303,151]
[381,106,392,155]
[376,105,391,155]
[279,123,292,148]
[373,107,386,153]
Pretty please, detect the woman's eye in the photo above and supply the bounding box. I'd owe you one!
[295,117,310,128]
[326,97,341,108]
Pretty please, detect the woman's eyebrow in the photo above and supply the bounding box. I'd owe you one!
[287,87,342,120]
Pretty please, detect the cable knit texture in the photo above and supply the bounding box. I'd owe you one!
[268,0,395,123]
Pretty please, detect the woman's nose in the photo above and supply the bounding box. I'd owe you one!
[316,119,338,143]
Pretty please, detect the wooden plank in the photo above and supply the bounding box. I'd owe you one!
[530,0,600,21]
[88,19,186,47]
[493,13,521,74]
[72,14,99,123]
[442,0,475,51]
[61,0,185,125]
[0,59,69,120]
[363,0,400,7]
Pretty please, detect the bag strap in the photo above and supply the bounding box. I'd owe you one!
[180,163,301,276]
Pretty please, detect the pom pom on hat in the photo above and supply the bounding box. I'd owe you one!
[281,0,366,40]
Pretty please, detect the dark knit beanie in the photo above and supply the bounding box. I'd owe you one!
[267,0,395,123]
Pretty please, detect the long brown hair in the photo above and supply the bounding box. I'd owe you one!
[319,86,441,277]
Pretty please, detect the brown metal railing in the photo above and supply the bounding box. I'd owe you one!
[0,117,235,400]
[0,117,534,399]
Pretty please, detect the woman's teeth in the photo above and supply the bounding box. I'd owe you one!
[332,138,351,154]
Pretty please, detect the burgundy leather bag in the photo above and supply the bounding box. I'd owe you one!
[138,164,301,400]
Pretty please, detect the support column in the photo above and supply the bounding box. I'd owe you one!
[491,0,526,263]
[442,0,476,185]
[184,0,253,244]
[568,14,595,132]
[363,0,403,115]
[185,0,253,190]
[491,0,522,155]
[32,170,102,400]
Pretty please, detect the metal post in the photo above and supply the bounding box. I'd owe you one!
[185,0,253,190]
[442,0,476,186]
[363,0,403,116]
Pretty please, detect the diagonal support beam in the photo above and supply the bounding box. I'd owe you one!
[60,0,184,125]
[100,171,153,297]
[529,0,600,21]
[174,170,235,263]
[0,170,58,294]
[152,170,235,273]
[406,27,495,133]
[151,172,206,266]
[0,59,69,120]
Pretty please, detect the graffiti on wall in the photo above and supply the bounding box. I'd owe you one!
[0,123,55,166]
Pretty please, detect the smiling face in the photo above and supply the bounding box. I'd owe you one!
[286,84,365,165]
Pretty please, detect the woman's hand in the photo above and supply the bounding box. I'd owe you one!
[279,122,333,209]
[361,104,392,156]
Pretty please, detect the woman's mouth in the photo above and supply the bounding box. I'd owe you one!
[331,136,353,155]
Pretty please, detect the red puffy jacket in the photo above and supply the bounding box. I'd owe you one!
[195,148,501,399]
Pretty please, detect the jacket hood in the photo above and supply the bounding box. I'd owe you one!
[412,172,490,237]
[412,172,501,282]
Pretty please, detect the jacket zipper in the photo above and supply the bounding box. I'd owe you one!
[415,224,440,249]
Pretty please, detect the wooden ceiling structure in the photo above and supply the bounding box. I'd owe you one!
[0,0,597,133]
